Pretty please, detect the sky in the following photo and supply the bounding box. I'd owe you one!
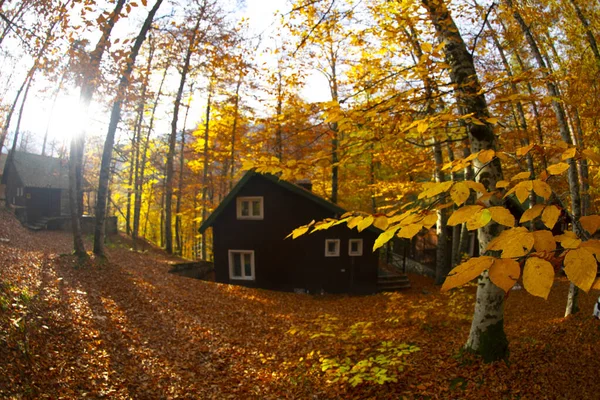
[3,0,331,156]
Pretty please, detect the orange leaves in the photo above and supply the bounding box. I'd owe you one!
[489,259,521,292]
[579,215,600,235]
[441,256,495,292]
[486,227,534,258]
[523,257,554,300]
[519,204,562,230]
[563,248,597,292]
[450,182,470,206]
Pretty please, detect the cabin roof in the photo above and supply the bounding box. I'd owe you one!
[2,151,69,189]
[199,170,348,233]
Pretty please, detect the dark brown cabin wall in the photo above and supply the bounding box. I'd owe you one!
[211,174,379,294]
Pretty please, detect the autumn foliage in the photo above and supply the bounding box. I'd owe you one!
[1,209,600,398]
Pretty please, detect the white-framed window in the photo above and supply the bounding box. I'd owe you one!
[236,196,264,220]
[16,187,23,197]
[349,239,363,256]
[228,250,255,280]
[325,239,340,257]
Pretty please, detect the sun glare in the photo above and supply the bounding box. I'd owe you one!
[46,90,85,145]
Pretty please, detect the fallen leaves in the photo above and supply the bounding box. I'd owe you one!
[1,209,600,399]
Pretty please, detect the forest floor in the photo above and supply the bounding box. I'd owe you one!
[1,208,600,399]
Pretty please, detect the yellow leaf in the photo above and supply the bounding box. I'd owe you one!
[581,148,600,164]
[520,204,545,223]
[464,180,486,193]
[561,147,577,160]
[357,215,374,232]
[373,215,389,230]
[418,181,453,199]
[287,226,309,239]
[397,223,423,239]
[441,256,495,292]
[564,248,597,292]
[489,206,515,227]
[515,185,530,204]
[477,149,495,164]
[541,205,561,230]
[489,258,521,292]
[511,171,531,181]
[496,180,510,189]
[580,240,600,260]
[496,152,509,162]
[532,230,557,252]
[373,226,401,251]
[448,205,484,226]
[466,208,492,230]
[523,257,555,299]
[347,216,362,230]
[417,120,428,134]
[486,117,499,124]
[579,215,600,235]
[486,227,534,258]
[554,231,581,249]
[546,162,570,175]
[516,143,535,157]
[532,180,552,200]
[450,182,470,206]
[421,213,438,229]
[592,278,600,290]
[420,42,433,53]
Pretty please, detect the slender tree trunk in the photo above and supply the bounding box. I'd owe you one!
[165,15,202,254]
[504,0,583,316]
[421,0,508,362]
[133,62,168,250]
[94,0,164,256]
[200,85,212,260]
[229,76,242,187]
[175,86,193,255]
[69,0,125,257]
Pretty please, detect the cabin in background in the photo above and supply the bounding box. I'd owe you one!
[200,171,382,294]
[1,151,70,224]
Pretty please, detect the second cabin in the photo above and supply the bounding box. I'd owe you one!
[199,171,382,294]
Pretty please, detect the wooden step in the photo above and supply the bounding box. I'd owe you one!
[377,274,411,292]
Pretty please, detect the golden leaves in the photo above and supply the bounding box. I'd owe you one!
[541,205,561,230]
[489,258,521,292]
[546,162,569,175]
[554,231,581,249]
[532,230,556,252]
[466,208,492,230]
[441,256,495,292]
[447,205,483,226]
[523,257,554,300]
[520,204,545,223]
[486,227,534,258]
[579,215,600,235]
[563,248,597,292]
[488,207,515,227]
[357,215,374,232]
[450,182,470,206]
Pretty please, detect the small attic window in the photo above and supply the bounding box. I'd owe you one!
[349,239,363,256]
[325,239,340,257]
[237,196,263,220]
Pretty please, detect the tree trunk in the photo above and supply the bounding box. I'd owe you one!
[421,0,508,362]
[200,84,213,260]
[504,0,583,316]
[69,0,126,257]
[175,85,193,255]
[94,0,164,256]
[165,14,202,254]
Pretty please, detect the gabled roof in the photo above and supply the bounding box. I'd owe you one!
[200,170,347,233]
[1,151,69,189]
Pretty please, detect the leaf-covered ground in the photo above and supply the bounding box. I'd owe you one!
[1,209,600,399]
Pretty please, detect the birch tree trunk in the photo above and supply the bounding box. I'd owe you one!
[421,0,508,362]
[504,0,582,316]
[165,14,202,254]
[93,0,164,256]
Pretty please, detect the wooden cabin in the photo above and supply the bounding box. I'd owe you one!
[1,151,71,224]
[199,171,380,294]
